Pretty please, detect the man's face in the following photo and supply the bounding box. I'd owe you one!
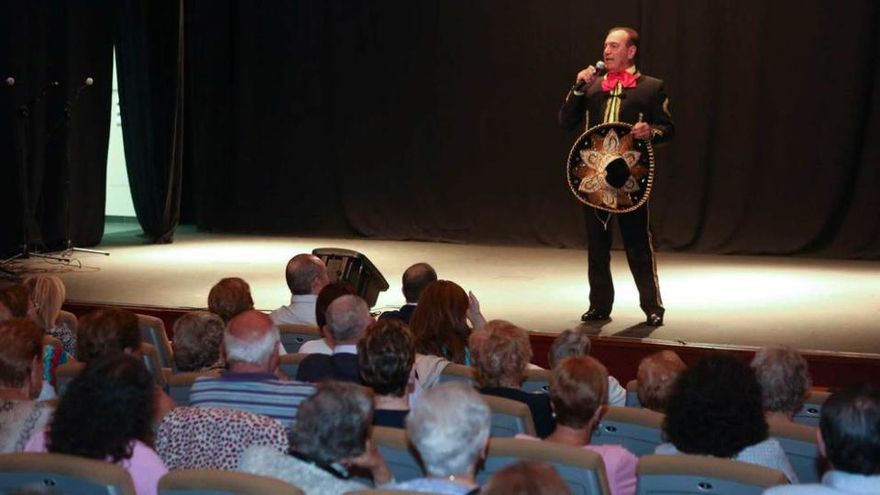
[603,30,636,73]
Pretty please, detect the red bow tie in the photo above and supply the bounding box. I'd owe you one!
[601,71,638,92]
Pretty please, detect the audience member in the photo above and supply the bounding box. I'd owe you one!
[482,461,573,495]
[751,345,811,424]
[26,355,168,495]
[389,382,491,494]
[656,353,798,482]
[379,262,437,325]
[357,319,415,428]
[189,310,314,429]
[239,381,392,494]
[207,277,254,323]
[519,356,637,495]
[0,282,30,321]
[636,350,686,412]
[0,319,52,453]
[77,308,142,361]
[297,281,356,355]
[24,275,76,357]
[470,320,555,438]
[2,282,72,400]
[270,254,329,326]
[296,295,372,383]
[409,280,485,365]
[765,384,880,494]
[172,311,225,372]
[76,307,173,423]
[548,328,626,406]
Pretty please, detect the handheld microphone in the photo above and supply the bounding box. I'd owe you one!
[573,61,607,92]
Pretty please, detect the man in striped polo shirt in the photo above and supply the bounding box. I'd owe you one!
[189,310,315,429]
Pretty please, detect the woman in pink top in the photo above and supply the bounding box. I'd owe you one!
[517,356,637,495]
[26,355,168,495]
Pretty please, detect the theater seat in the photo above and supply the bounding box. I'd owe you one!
[278,353,308,379]
[277,324,322,353]
[0,452,136,495]
[768,419,823,483]
[159,469,303,495]
[793,391,830,428]
[477,437,611,495]
[138,314,175,371]
[371,426,423,482]
[635,454,789,494]
[481,394,537,438]
[592,406,664,456]
[166,369,222,405]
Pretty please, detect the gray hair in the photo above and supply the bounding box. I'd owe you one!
[326,295,372,342]
[548,329,592,369]
[406,382,491,478]
[173,311,224,372]
[223,325,279,367]
[290,381,373,464]
[751,345,811,414]
[286,254,327,295]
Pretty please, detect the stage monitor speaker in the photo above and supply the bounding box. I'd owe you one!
[312,247,389,308]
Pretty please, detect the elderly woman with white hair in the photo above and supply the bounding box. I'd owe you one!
[750,345,811,424]
[390,382,491,494]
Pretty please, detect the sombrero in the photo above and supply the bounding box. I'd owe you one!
[566,122,655,213]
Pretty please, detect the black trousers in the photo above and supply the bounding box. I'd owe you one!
[584,205,663,316]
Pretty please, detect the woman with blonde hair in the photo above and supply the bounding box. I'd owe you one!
[24,275,76,357]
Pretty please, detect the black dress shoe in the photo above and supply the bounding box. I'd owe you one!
[581,308,611,321]
[646,312,664,326]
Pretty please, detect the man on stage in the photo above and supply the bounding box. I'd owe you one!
[559,26,674,326]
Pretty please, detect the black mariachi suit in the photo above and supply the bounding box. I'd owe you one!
[559,71,674,318]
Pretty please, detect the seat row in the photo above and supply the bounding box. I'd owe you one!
[0,439,791,495]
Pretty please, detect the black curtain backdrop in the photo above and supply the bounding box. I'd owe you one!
[115,0,185,244]
[182,0,880,258]
[3,1,879,259]
[1,0,113,255]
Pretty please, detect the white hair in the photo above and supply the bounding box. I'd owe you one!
[223,326,280,367]
[326,295,372,342]
[405,382,491,478]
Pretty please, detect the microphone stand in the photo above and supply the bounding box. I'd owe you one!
[0,80,62,275]
[49,78,110,258]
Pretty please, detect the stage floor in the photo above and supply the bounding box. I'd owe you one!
[10,223,880,356]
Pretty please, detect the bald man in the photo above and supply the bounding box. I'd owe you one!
[379,263,437,325]
[189,310,315,429]
[270,254,330,326]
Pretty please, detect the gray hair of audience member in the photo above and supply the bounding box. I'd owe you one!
[223,311,280,367]
[751,345,812,414]
[548,328,592,369]
[326,295,372,343]
[820,383,880,475]
[285,254,328,295]
[637,350,687,412]
[406,382,491,478]
[172,311,225,372]
[482,461,573,495]
[289,381,374,464]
